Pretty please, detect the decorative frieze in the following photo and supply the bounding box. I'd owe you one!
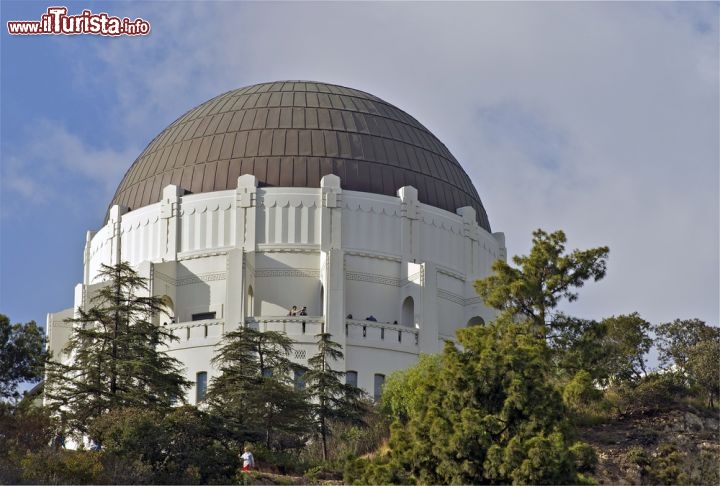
[255,268,321,278]
[437,288,464,305]
[346,270,401,287]
[154,271,227,286]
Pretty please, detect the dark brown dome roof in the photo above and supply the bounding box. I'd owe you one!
[109,81,491,231]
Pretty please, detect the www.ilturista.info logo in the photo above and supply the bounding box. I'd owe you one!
[7,7,150,36]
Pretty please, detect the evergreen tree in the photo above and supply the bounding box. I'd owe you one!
[304,332,365,461]
[207,326,310,450]
[655,318,720,406]
[0,314,47,400]
[353,317,590,484]
[475,229,608,332]
[44,262,190,438]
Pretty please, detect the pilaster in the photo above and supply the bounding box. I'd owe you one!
[320,175,346,363]
[236,175,257,251]
[398,186,420,261]
[419,262,439,354]
[160,185,183,260]
[107,205,128,265]
[83,230,95,286]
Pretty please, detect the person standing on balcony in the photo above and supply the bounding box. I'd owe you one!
[288,305,298,316]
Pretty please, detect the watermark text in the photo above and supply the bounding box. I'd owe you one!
[7,7,150,36]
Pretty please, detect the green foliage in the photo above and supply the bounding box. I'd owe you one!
[629,442,697,485]
[0,314,47,400]
[657,319,720,406]
[600,313,652,383]
[304,332,366,460]
[343,455,410,486]
[563,370,603,411]
[44,262,190,437]
[606,372,689,415]
[686,337,720,407]
[381,354,441,423]
[207,326,311,451]
[569,441,598,473]
[20,449,106,485]
[87,405,237,484]
[0,401,56,483]
[655,318,719,371]
[474,229,608,328]
[355,317,590,485]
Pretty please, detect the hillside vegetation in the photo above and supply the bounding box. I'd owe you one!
[1,229,717,484]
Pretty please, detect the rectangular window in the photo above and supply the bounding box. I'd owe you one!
[294,369,306,390]
[196,371,208,403]
[373,373,385,401]
[192,312,216,321]
[346,371,358,387]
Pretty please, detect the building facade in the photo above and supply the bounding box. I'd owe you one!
[47,81,506,402]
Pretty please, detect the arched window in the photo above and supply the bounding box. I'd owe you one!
[373,374,385,401]
[467,316,485,327]
[246,285,254,317]
[159,295,175,326]
[294,369,306,390]
[320,284,324,316]
[402,296,415,328]
[196,371,207,403]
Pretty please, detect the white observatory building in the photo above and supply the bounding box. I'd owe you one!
[47,81,506,402]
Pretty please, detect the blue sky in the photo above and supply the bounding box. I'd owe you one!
[1,2,718,345]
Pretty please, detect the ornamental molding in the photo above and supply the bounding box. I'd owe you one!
[344,200,401,217]
[344,249,402,263]
[259,197,320,209]
[177,271,226,286]
[179,200,233,215]
[346,270,400,287]
[256,245,320,254]
[419,213,463,234]
[437,288,465,305]
[155,270,227,286]
[255,268,321,278]
[437,266,466,282]
[177,249,230,261]
[464,296,483,306]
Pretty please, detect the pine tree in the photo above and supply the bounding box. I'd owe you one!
[355,318,587,484]
[44,262,190,438]
[304,332,365,461]
[475,229,608,332]
[207,326,310,450]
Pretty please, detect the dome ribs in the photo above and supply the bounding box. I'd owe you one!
[107,81,491,231]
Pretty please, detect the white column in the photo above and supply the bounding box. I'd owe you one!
[235,174,257,251]
[398,186,420,261]
[107,204,128,265]
[160,185,183,260]
[320,175,346,366]
[83,230,95,286]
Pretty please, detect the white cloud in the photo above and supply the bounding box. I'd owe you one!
[7,2,718,325]
[1,120,138,217]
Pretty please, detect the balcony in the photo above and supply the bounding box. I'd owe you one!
[165,318,225,347]
[345,319,419,352]
[245,316,324,337]
[164,316,420,354]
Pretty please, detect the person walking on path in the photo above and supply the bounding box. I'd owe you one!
[240,446,255,471]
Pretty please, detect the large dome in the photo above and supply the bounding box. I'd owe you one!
[109,81,491,231]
